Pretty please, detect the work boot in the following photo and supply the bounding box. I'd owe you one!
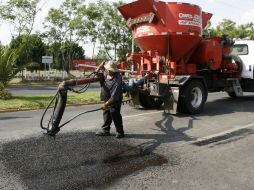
[115,132,124,139]
[96,129,110,136]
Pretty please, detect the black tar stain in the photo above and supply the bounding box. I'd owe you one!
[0,132,167,190]
[193,128,254,146]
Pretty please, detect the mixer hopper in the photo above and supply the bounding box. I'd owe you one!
[118,0,212,62]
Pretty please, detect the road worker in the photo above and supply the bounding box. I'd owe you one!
[96,60,125,138]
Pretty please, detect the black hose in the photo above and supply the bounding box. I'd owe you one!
[40,89,68,136]
[40,72,97,136]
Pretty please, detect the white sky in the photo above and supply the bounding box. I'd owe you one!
[0,0,254,56]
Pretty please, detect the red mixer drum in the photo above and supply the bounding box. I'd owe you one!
[118,0,212,62]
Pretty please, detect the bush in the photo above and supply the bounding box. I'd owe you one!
[0,83,12,100]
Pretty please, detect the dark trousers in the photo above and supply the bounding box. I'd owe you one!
[101,105,124,134]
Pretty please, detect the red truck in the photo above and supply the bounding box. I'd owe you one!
[118,0,254,115]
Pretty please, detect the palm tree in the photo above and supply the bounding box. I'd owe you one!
[0,47,17,87]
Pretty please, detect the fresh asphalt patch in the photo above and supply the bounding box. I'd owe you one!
[0,132,167,190]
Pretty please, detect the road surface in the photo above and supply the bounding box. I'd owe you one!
[0,92,254,189]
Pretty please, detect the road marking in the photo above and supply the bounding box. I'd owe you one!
[123,111,164,119]
[193,122,254,144]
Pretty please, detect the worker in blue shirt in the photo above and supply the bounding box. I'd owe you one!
[96,60,124,138]
[96,61,149,138]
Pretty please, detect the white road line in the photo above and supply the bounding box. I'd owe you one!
[123,111,163,119]
[194,122,254,143]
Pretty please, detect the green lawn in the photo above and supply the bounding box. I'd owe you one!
[0,91,101,112]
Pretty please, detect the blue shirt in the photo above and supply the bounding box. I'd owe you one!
[100,72,123,103]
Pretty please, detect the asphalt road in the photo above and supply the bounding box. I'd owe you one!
[0,92,254,189]
[7,83,101,96]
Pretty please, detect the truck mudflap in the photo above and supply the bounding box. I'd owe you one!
[129,86,180,114]
[129,88,142,108]
[226,79,243,97]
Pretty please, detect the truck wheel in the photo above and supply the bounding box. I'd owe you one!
[227,91,236,98]
[179,80,207,114]
[231,54,243,74]
[139,92,163,109]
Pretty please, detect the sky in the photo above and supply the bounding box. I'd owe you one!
[0,0,254,56]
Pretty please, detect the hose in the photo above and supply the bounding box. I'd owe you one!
[40,72,98,136]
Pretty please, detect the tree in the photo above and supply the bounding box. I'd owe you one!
[9,34,46,69]
[236,23,254,39]
[9,35,28,69]
[26,62,40,73]
[29,34,46,68]
[43,0,87,72]
[45,41,84,70]
[0,0,40,38]
[0,47,17,87]
[203,19,254,39]
[0,0,41,79]
[216,19,237,38]
[59,41,84,71]
[45,42,62,70]
[86,1,133,61]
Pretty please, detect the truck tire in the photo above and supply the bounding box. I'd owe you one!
[231,54,243,74]
[227,91,237,98]
[139,92,163,109]
[179,80,207,114]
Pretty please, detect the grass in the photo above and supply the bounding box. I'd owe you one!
[10,80,61,86]
[0,91,101,112]
[8,79,61,86]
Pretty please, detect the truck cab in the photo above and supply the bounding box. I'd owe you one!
[232,40,254,79]
[231,40,254,92]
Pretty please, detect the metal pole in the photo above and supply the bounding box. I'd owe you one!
[131,34,135,72]
[131,34,135,54]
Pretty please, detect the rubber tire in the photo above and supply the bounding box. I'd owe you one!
[139,92,163,109]
[179,80,207,114]
[227,91,237,98]
[230,54,243,74]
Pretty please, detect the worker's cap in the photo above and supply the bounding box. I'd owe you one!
[104,60,119,72]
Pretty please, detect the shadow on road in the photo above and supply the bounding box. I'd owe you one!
[127,95,254,153]
[127,112,196,156]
